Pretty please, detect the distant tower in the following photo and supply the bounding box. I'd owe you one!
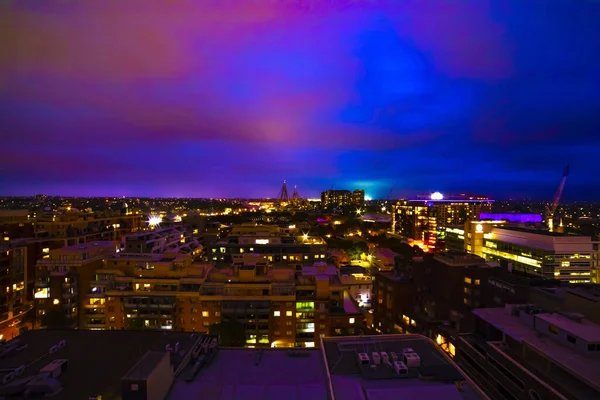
[278,181,289,203]
[292,186,299,203]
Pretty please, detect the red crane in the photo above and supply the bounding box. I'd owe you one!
[547,165,569,231]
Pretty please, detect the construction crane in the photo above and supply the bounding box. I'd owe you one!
[547,165,569,232]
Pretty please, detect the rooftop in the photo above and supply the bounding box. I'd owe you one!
[321,334,485,400]
[535,313,600,342]
[473,307,600,394]
[0,330,201,400]
[167,348,328,400]
[63,240,117,251]
[495,226,570,237]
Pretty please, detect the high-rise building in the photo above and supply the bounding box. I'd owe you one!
[392,193,493,251]
[320,189,365,208]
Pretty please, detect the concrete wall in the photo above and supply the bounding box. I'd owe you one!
[146,352,174,400]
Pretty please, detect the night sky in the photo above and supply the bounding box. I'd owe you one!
[1,1,599,200]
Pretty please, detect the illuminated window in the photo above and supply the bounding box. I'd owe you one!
[349,318,355,324]
[274,311,281,317]
[464,277,472,284]
[215,312,221,317]
[286,331,293,336]
[202,311,209,317]
[286,311,292,317]
[474,279,480,285]
[561,261,570,267]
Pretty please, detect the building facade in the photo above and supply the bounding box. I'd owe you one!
[320,189,365,208]
[481,227,597,283]
[34,241,118,328]
[392,194,493,251]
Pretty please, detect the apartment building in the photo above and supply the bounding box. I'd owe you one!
[339,266,374,309]
[33,208,143,246]
[83,251,362,347]
[373,253,502,341]
[0,242,28,321]
[320,189,365,208]
[34,241,118,328]
[96,252,208,331]
[0,210,34,242]
[206,227,327,265]
[122,225,201,256]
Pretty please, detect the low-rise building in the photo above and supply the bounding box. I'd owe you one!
[454,305,600,400]
[371,248,398,271]
[482,227,598,283]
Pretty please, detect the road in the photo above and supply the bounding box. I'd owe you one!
[0,310,33,341]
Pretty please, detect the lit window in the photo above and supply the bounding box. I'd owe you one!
[474,279,481,285]
[464,277,472,284]
[274,311,281,317]
[286,311,292,317]
[286,331,293,336]
[202,311,209,317]
[349,318,355,324]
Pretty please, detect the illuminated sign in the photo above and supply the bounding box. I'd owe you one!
[255,239,269,245]
[476,224,483,233]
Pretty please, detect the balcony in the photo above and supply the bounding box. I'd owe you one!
[85,308,105,315]
[84,300,106,308]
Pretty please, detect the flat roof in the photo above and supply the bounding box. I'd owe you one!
[535,313,600,342]
[0,330,201,400]
[64,240,116,250]
[321,335,485,400]
[124,351,167,380]
[473,308,600,392]
[167,348,328,400]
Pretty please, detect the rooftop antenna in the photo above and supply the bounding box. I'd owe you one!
[278,181,289,203]
[292,186,299,203]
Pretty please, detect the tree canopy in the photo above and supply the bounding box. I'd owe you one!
[209,319,246,347]
[41,310,72,330]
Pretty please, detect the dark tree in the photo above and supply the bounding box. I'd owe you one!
[209,319,246,347]
[127,318,146,330]
[41,311,72,329]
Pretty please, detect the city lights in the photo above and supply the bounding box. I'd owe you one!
[430,192,444,200]
[147,215,162,227]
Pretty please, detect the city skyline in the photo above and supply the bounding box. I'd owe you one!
[2,1,600,199]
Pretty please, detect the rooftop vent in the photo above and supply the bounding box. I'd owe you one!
[357,352,370,366]
[403,352,421,368]
[393,361,408,376]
